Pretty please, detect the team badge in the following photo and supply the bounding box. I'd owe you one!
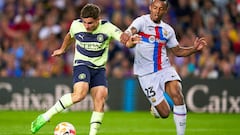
[97,34,104,42]
[149,35,155,43]
[78,73,86,80]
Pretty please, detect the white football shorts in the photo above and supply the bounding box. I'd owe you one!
[138,66,181,106]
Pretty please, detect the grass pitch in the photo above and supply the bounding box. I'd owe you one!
[0,111,239,135]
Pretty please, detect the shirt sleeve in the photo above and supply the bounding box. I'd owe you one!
[108,23,122,41]
[166,26,179,48]
[69,20,77,38]
[126,16,143,33]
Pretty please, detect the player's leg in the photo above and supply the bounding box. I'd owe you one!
[151,92,173,118]
[165,80,187,135]
[89,86,107,135]
[31,65,90,134]
[88,68,108,135]
[164,92,174,108]
[151,99,171,118]
[44,82,89,120]
[31,82,89,134]
[138,72,171,118]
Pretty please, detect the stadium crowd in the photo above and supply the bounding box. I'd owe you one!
[0,0,240,79]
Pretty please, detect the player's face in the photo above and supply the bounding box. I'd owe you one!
[82,17,99,32]
[149,0,168,23]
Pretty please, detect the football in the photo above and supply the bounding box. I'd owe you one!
[54,122,76,135]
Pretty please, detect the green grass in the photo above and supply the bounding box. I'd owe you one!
[0,111,239,135]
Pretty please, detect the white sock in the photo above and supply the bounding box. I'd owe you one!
[89,111,104,135]
[43,93,73,121]
[173,105,187,135]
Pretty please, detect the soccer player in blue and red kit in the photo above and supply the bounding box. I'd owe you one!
[31,3,139,135]
[121,0,207,135]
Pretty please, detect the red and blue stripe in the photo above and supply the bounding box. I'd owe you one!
[139,26,167,72]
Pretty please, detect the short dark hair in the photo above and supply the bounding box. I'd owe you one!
[151,0,169,7]
[80,4,101,19]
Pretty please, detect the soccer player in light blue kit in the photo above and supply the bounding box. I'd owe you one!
[31,3,139,135]
[121,0,207,135]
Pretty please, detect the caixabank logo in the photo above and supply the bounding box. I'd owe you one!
[185,84,240,113]
[0,82,109,111]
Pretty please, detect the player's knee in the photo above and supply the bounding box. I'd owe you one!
[93,90,108,103]
[166,81,184,104]
[169,88,184,104]
[154,100,171,118]
[72,92,87,102]
[159,109,170,118]
[160,114,169,119]
[155,105,170,118]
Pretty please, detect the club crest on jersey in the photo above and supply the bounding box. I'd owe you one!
[97,34,104,42]
[149,35,156,43]
[78,73,86,80]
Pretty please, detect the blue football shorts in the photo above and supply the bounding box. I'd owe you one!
[73,65,107,88]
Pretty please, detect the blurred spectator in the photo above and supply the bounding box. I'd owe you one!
[13,5,32,33]
[38,14,61,40]
[174,0,193,30]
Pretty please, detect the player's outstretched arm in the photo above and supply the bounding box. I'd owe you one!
[52,32,74,57]
[170,37,207,57]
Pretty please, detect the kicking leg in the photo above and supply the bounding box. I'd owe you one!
[31,82,89,134]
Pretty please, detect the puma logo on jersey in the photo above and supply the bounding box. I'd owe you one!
[78,34,84,39]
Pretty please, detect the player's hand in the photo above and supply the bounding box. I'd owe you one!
[131,34,141,44]
[51,49,65,57]
[120,32,131,45]
[126,34,141,48]
[194,37,207,51]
